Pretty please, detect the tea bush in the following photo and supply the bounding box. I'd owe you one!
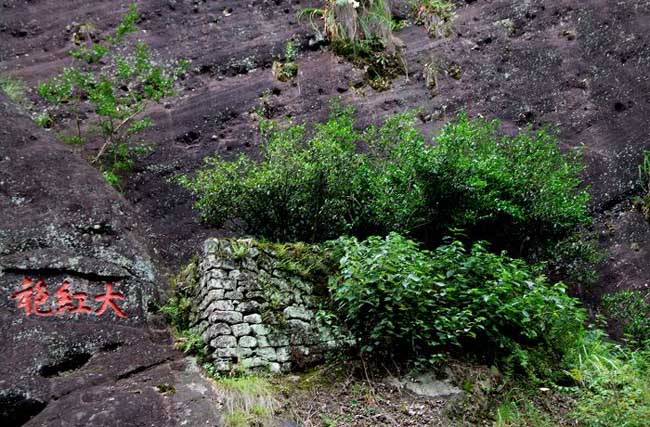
[326,233,585,370]
[181,104,590,257]
[179,103,366,242]
[428,113,591,253]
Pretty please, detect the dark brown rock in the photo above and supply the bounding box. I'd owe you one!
[0,94,221,426]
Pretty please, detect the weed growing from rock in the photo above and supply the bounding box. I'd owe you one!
[272,39,299,82]
[36,3,188,187]
[410,0,456,38]
[299,0,405,90]
[634,150,650,220]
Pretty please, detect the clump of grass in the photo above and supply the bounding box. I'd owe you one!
[298,1,405,90]
[0,74,27,104]
[299,0,395,51]
[217,373,279,427]
[495,399,556,427]
[410,0,456,38]
[565,330,650,426]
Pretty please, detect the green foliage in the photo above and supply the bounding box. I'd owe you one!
[326,233,585,372]
[34,112,53,128]
[179,102,364,242]
[330,37,404,90]
[272,39,299,82]
[495,398,555,427]
[410,0,455,38]
[257,240,336,283]
[429,113,591,252]
[69,42,109,64]
[181,104,590,258]
[209,372,279,427]
[37,3,187,187]
[566,330,650,426]
[299,0,394,48]
[284,39,298,62]
[156,383,176,394]
[298,1,403,89]
[541,232,603,286]
[0,74,27,104]
[603,290,650,349]
[159,261,206,359]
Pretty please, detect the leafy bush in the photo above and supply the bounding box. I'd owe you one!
[603,290,650,349]
[326,233,585,370]
[428,113,590,252]
[181,104,590,258]
[180,103,365,242]
[37,3,187,186]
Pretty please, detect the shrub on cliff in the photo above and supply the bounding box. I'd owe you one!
[37,4,188,187]
[327,232,585,374]
[427,113,590,253]
[179,104,589,257]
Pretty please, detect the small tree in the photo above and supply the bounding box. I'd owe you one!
[37,3,188,186]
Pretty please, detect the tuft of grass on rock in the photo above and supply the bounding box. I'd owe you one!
[0,74,27,104]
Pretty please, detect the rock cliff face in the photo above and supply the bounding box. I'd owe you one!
[0,94,221,427]
[193,238,339,373]
[3,0,650,304]
[2,0,650,424]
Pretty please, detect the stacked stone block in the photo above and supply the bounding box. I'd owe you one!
[191,238,338,373]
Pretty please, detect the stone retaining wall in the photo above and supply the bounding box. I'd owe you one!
[191,238,338,373]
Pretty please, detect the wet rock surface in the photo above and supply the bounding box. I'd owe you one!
[0,94,221,426]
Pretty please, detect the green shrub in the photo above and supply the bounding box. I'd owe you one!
[603,290,650,349]
[181,104,590,259]
[37,3,187,186]
[428,113,590,252]
[179,103,365,242]
[326,233,585,370]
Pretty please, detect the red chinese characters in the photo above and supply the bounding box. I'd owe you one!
[11,277,127,318]
[95,283,127,318]
[54,280,92,314]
